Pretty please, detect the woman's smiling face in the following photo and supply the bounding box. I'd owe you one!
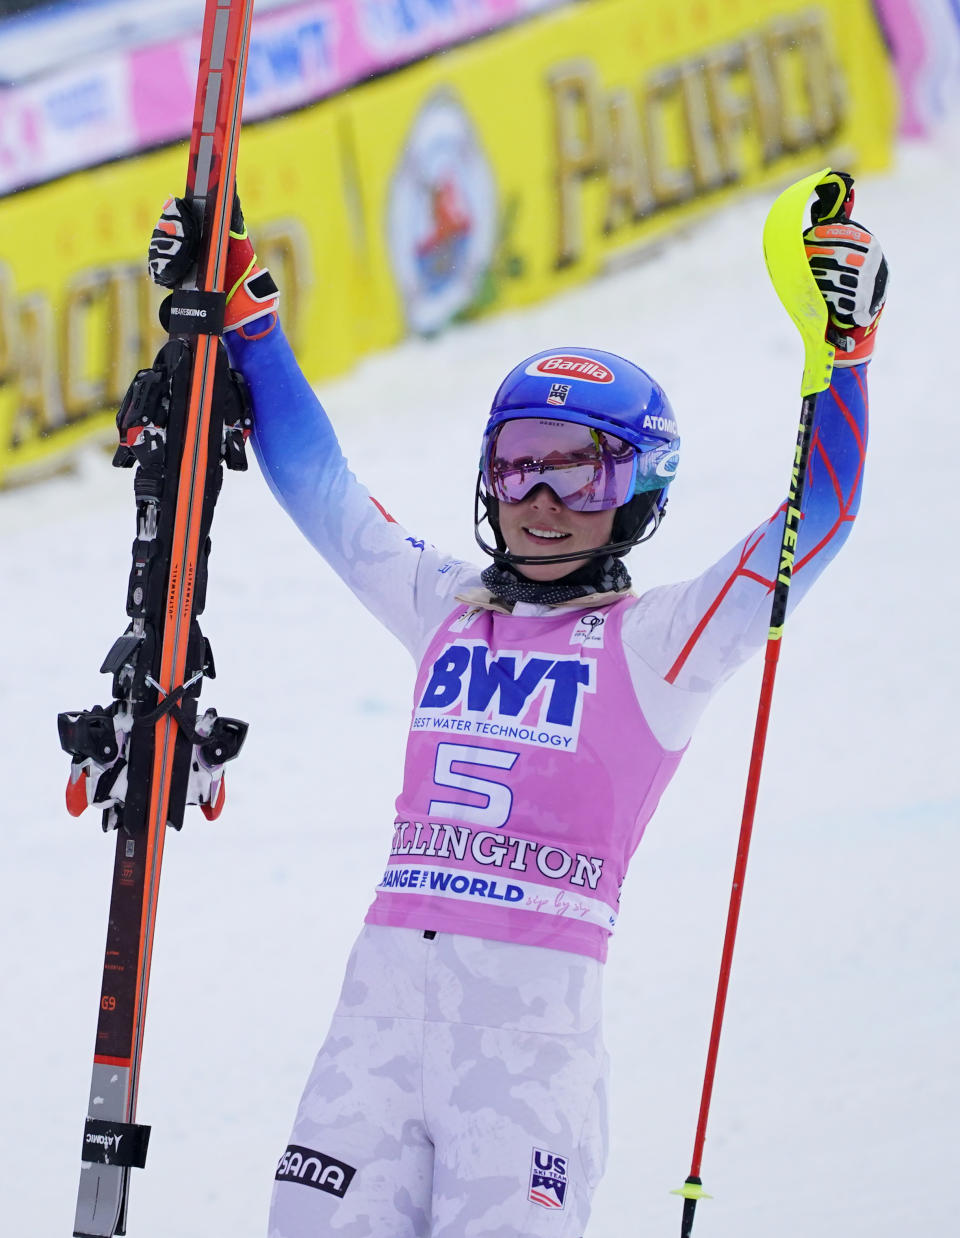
[496,484,616,581]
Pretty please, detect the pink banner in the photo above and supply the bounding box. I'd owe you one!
[872,0,960,136]
[0,0,562,197]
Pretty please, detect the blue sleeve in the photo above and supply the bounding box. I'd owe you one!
[792,362,867,575]
[224,323,343,519]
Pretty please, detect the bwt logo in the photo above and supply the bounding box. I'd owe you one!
[276,1144,356,1198]
[419,642,595,729]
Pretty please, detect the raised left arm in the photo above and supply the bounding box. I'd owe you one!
[625,184,885,696]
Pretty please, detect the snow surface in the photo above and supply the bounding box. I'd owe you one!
[1,136,958,1238]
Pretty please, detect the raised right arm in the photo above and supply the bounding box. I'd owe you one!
[225,322,478,657]
[147,197,478,656]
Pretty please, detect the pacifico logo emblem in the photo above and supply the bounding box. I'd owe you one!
[387,88,497,336]
[526,355,615,383]
[276,1145,357,1197]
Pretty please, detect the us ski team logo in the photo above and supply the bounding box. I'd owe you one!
[529,1147,567,1209]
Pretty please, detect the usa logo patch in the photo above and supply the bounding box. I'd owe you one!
[546,382,571,405]
[529,1147,567,1209]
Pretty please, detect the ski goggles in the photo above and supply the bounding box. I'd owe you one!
[483,417,678,512]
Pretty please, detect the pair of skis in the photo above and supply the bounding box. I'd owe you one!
[59,2,256,1234]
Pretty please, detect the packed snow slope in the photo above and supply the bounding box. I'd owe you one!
[1,137,957,1238]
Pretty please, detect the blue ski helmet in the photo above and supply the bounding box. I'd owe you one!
[475,347,680,565]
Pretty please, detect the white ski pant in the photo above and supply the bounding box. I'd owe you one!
[268,925,608,1237]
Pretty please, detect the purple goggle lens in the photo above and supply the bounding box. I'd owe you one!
[484,418,676,512]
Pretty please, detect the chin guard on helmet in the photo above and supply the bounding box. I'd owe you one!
[474,477,666,567]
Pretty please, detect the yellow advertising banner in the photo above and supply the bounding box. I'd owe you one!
[343,0,895,341]
[0,0,895,487]
[0,111,352,486]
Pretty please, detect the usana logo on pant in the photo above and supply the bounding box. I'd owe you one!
[275,1144,356,1197]
[528,1147,567,1209]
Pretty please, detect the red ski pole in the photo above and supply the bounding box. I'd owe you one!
[672,166,851,1237]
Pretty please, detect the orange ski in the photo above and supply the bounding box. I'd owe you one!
[59,3,256,1234]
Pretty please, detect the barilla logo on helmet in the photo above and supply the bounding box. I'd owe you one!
[525,355,615,383]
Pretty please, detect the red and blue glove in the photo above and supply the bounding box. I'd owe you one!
[147,194,279,336]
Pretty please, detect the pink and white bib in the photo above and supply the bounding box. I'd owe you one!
[365,596,686,962]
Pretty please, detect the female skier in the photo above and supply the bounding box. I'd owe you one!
[150,174,886,1237]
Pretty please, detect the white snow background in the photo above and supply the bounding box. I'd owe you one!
[1,136,957,1237]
